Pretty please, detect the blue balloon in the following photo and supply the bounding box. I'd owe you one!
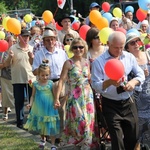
[102,12,113,23]
[127,28,140,36]
[125,6,134,13]
[138,0,150,11]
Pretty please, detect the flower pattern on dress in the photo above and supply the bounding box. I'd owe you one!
[73,86,82,99]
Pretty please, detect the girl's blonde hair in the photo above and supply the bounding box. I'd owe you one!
[38,59,50,75]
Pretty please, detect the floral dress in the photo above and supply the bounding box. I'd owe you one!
[62,59,99,149]
[24,80,60,136]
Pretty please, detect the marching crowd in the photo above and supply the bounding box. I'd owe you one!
[0,1,150,150]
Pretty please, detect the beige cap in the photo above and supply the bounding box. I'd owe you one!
[42,30,56,38]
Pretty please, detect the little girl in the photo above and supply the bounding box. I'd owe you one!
[24,60,60,150]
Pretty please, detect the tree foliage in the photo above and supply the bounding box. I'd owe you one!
[0,0,113,19]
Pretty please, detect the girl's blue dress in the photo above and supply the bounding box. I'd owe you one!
[24,80,60,136]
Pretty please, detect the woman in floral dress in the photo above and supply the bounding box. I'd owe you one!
[55,38,99,149]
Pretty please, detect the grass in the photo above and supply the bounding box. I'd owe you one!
[0,124,46,150]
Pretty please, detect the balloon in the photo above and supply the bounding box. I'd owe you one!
[116,27,127,35]
[104,59,125,80]
[89,10,102,25]
[95,17,109,30]
[64,45,74,58]
[79,25,91,40]
[55,22,63,30]
[2,16,10,31]
[102,12,113,22]
[72,22,80,31]
[138,0,150,11]
[7,18,21,35]
[125,6,134,13]
[102,2,110,12]
[0,40,9,52]
[145,44,150,49]
[42,10,53,24]
[113,7,122,18]
[136,8,147,21]
[24,14,32,23]
[127,28,140,36]
[0,31,5,40]
[98,27,114,44]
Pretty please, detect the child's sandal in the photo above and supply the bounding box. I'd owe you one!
[39,140,46,148]
[2,114,8,121]
[51,146,57,150]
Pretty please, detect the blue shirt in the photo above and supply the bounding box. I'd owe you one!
[32,47,68,79]
[91,50,145,100]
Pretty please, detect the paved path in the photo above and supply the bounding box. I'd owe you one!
[0,102,113,150]
[0,105,85,150]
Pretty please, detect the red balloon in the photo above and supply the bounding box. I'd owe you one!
[56,22,63,30]
[102,2,110,12]
[0,40,9,52]
[104,59,125,80]
[79,25,91,40]
[116,27,127,35]
[136,8,147,22]
[72,22,80,30]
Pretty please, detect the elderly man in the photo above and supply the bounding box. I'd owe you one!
[4,29,36,128]
[32,30,68,138]
[57,13,79,43]
[91,31,145,150]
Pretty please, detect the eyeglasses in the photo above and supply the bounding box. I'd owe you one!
[72,46,84,49]
[93,36,99,40]
[66,38,73,42]
[129,39,141,46]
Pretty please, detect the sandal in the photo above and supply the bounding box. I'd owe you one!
[39,140,46,148]
[2,114,8,121]
[51,145,57,150]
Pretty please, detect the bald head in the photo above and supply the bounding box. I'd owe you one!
[108,31,126,44]
[107,31,126,58]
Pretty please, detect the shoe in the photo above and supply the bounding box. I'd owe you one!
[51,145,57,150]
[17,124,23,129]
[2,114,8,121]
[8,107,11,113]
[39,140,46,148]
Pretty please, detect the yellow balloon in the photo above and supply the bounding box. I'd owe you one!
[0,31,5,39]
[24,14,32,23]
[64,45,74,58]
[2,16,10,31]
[113,7,122,18]
[89,10,102,25]
[99,27,114,44]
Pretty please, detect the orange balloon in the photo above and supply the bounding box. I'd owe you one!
[89,10,102,25]
[42,10,53,24]
[95,17,109,30]
[7,18,21,35]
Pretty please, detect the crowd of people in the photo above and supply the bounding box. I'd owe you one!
[0,1,150,150]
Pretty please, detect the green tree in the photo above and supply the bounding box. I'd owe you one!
[0,2,7,15]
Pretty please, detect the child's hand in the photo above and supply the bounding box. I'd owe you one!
[54,100,60,109]
[26,104,31,109]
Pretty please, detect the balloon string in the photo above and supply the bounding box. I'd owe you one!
[18,35,28,47]
[54,7,59,18]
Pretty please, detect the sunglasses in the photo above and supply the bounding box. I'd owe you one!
[129,39,141,46]
[72,46,84,49]
[93,36,99,39]
[66,38,73,42]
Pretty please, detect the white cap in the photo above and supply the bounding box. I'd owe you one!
[141,20,149,26]
[109,17,118,26]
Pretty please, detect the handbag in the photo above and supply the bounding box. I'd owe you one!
[0,52,11,80]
